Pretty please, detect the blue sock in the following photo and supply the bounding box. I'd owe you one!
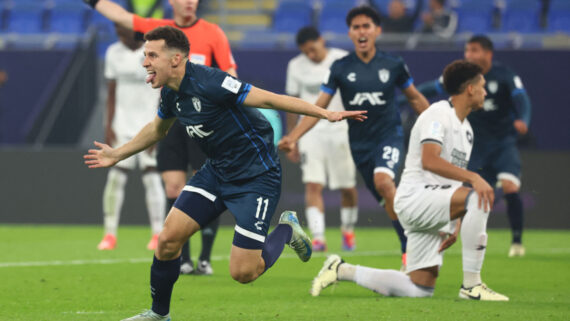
[391,220,407,253]
[150,255,181,316]
[505,193,524,244]
[261,224,292,272]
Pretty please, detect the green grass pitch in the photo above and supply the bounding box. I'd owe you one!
[0,225,568,320]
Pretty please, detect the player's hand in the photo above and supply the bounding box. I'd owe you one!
[83,141,120,168]
[513,120,528,135]
[326,110,367,122]
[471,174,494,212]
[278,135,297,153]
[438,233,457,253]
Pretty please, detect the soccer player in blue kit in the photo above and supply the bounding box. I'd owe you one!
[280,5,429,268]
[84,26,366,321]
[413,35,532,257]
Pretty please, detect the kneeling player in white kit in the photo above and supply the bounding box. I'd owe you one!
[310,60,508,301]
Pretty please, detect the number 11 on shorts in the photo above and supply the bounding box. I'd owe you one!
[256,197,269,220]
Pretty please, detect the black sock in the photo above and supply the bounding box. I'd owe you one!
[150,255,181,316]
[505,193,524,244]
[391,220,407,254]
[261,224,292,273]
[181,240,191,264]
[199,216,220,262]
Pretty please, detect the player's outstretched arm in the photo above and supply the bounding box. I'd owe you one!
[84,0,134,29]
[84,115,175,168]
[422,143,494,211]
[402,84,429,114]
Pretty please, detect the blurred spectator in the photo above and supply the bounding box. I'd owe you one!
[0,70,7,88]
[378,0,423,33]
[421,0,457,38]
[540,0,550,29]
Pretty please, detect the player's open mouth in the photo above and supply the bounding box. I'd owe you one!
[357,37,368,47]
[146,71,156,84]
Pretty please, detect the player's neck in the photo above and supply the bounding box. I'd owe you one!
[174,15,198,28]
[450,97,470,122]
[482,62,492,75]
[165,60,189,92]
[356,46,376,64]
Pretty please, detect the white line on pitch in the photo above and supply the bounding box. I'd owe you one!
[1,248,568,268]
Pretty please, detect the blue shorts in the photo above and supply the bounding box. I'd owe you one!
[174,163,282,250]
[468,140,521,187]
[353,134,404,203]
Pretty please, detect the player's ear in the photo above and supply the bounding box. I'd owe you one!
[171,52,182,68]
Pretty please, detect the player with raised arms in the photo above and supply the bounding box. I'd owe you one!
[280,5,429,268]
[84,26,367,321]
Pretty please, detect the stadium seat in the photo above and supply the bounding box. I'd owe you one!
[319,1,354,34]
[6,3,46,34]
[273,2,312,33]
[548,0,570,32]
[455,2,494,33]
[502,8,540,33]
[48,2,88,34]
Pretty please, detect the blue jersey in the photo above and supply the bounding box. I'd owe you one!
[468,63,528,142]
[321,51,413,158]
[158,61,279,182]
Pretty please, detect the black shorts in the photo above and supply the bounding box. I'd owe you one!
[157,120,207,172]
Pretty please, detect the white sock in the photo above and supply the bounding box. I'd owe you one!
[306,206,325,241]
[102,168,127,236]
[338,262,357,281]
[142,171,166,235]
[340,206,358,232]
[353,265,434,297]
[461,192,490,288]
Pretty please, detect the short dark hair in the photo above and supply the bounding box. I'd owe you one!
[296,26,320,46]
[346,5,381,27]
[443,60,483,95]
[144,26,189,57]
[467,34,494,51]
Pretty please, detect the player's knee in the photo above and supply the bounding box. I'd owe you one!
[164,182,184,199]
[305,183,323,196]
[156,232,183,259]
[230,266,257,284]
[374,175,395,196]
[501,180,519,194]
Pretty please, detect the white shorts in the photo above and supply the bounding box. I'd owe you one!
[114,133,157,170]
[298,129,356,190]
[394,183,460,272]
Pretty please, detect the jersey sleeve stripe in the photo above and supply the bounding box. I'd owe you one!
[236,83,252,105]
[157,109,171,119]
[400,77,414,90]
[421,138,443,146]
[511,88,526,97]
[320,85,335,95]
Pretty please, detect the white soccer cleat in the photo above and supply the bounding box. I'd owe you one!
[459,283,509,301]
[508,243,526,257]
[310,254,343,297]
[195,260,214,275]
[180,262,194,275]
[279,211,312,262]
[121,309,170,321]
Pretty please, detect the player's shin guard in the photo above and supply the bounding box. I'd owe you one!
[150,256,181,316]
[143,172,166,235]
[102,168,127,236]
[354,265,433,297]
[306,207,325,241]
[505,193,523,244]
[261,224,292,272]
[391,220,407,254]
[461,192,489,288]
[340,207,358,232]
[199,217,220,262]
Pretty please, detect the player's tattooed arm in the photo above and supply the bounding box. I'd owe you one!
[84,116,175,168]
[402,84,429,114]
[422,143,494,211]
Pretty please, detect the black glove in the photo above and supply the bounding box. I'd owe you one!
[83,0,100,9]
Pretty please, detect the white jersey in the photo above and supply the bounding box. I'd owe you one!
[105,42,160,137]
[286,47,348,132]
[400,100,474,186]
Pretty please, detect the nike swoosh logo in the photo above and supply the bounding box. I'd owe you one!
[476,245,487,250]
[466,293,481,300]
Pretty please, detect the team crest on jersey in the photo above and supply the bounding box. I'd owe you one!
[379,69,390,83]
[192,97,201,112]
[487,81,498,94]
